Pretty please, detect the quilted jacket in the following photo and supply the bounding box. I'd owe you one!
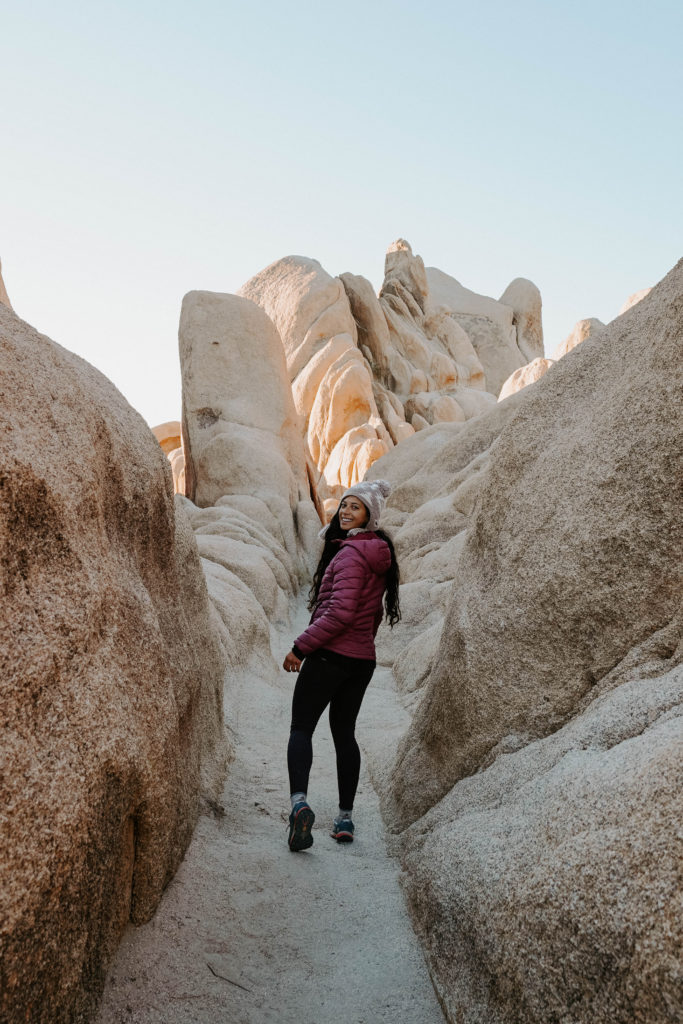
[294,532,392,660]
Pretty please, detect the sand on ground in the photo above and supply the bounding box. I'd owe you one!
[96,601,444,1024]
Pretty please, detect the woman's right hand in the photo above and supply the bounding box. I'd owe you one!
[283,651,302,673]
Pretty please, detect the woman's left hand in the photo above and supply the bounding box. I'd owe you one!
[283,651,302,673]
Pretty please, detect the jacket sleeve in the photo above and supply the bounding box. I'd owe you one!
[294,548,369,655]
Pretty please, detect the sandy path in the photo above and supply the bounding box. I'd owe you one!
[97,603,444,1024]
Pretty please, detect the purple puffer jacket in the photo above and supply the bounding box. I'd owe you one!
[294,532,392,660]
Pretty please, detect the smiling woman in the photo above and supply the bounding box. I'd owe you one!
[281,479,400,850]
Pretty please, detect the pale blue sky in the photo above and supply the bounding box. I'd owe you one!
[2,0,681,426]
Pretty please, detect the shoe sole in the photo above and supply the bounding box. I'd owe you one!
[332,829,354,843]
[288,806,315,852]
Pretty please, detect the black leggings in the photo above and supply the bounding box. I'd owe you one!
[287,650,376,811]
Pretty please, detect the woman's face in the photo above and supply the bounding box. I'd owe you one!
[338,496,369,531]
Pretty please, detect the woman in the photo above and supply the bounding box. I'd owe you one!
[282,479,400,852]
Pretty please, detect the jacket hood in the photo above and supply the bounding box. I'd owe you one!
[336,532,392,575]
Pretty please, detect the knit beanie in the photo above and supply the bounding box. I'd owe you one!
[339,479,392,533]
[318,479,392,539]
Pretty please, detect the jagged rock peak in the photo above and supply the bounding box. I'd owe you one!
[381,238,429,313]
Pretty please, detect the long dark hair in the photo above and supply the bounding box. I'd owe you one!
[308,509,401,627]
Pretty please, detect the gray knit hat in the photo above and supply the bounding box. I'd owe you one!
[339,479,392,533]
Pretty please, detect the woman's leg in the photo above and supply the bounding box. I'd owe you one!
[287,655,337,798]
[328,661,375,811]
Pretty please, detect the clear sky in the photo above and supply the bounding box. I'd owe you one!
[2,0,681,427]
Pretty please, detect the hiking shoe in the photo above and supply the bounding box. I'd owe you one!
[331,816,354,843]
[288,801,315,852]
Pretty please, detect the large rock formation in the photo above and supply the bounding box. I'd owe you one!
[180,290,319,561]
[237,243,539,502]
[239,257,390,503]
[498,277,544,362]
[0,306,228,1022]
[368,260,683,1023]
[391,258,683,821]
[425,265,542,395]
[342,240,507,433]
[402,660,681,1024]
[368,396,526,687]
[178,289,322,644]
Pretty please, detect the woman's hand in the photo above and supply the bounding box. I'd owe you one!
[283,651,302,673]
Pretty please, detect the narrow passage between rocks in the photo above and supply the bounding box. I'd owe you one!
[97,601,444,1024]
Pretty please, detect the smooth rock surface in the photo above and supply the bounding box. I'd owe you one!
[425,266,531,395]
[551,316,605,360]
[152,420,182,455]
[152,421,185,493]
[498,277,544,362]
[0,305,228,1023]
[168,445,185,494]
[240,257,388,501]
[498,356,555,400]
[179,290,319,566]
[340,271,394,387]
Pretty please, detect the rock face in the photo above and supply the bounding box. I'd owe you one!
[0,257,11,310]
[375,240,492,419]
[391,258,683,822]
[424,265,540,396]
[342,240,512,433]
[237,243,539,496]
[370,260,683,1023]
[239,257,389,502]
[0,306,228,1022]
[498,277,544,362]
[403,660,682,1024]
[180,290,319,562]
[498,356,555,400]
[368,397,526,688]
[152,420,185,493]
[152,420,181,455]
[178,289,322,642]
[552,316,605,360]
[168,444,185,494]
